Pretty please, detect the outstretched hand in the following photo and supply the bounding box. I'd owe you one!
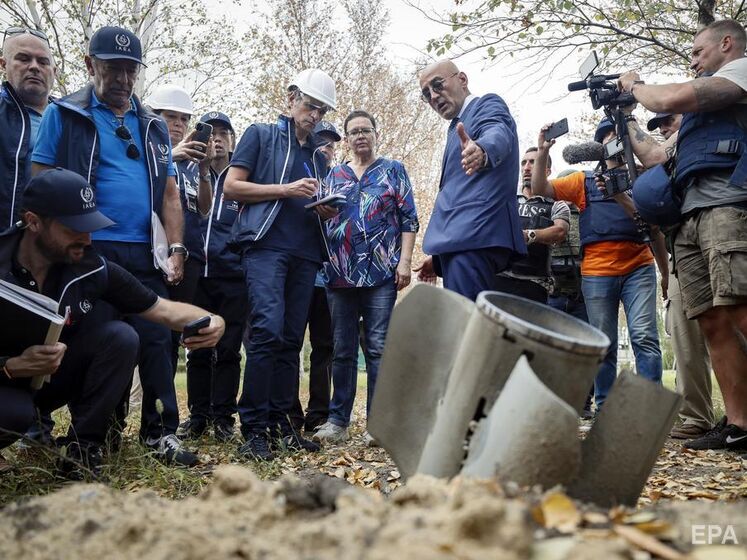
[457,123,486,176]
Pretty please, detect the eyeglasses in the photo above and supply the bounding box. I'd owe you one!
[114,121,140,159]
[300,96,330,117]
[347,127,375,138]
[420,72,459,103]
[3,27,49,45]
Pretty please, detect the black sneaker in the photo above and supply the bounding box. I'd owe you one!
[213,421,235,443]
[56,442,103,481]
[278,428,321,453]
[146,434,199,467]
[176,418,208,440]
[237,431,276,462]
[683,416,747,451]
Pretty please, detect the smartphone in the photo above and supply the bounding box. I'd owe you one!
[193,122,213,152]
[545,118,569,142]
[183,315,211,339]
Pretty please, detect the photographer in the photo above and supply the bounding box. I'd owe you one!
[531,118,662,413]
[619,19,747,451]
[495,147,570,303]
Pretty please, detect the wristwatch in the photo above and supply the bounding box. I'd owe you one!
[0,356,12,379]
[527,230,537,245]
[168,243,189,260]
[199,173,211,182]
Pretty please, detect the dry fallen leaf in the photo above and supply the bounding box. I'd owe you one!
[533,492,581,533]
[613,524,684,560]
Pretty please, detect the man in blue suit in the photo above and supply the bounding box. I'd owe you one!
[415,60,526,301]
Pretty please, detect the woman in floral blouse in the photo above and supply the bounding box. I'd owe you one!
[312,110,419,445]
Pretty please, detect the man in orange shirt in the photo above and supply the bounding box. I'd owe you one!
[532,119,663,411]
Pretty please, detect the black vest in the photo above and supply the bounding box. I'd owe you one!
[51,84,171,225]
[510,196,554,277]
[0,82,32,230]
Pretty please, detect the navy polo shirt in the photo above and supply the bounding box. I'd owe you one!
[32,91,176,243]
[231,131,323,263]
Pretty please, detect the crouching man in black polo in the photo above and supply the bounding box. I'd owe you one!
[0,169,225,476]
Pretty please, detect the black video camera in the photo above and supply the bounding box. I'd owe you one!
[568,52,636,110]
[596,167,631,198]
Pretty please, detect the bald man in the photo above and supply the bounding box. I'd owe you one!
[0,28,56,229]
[414,60,525,301]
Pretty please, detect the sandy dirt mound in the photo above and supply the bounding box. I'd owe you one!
[0,466,534,560]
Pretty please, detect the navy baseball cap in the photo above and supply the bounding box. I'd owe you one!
[314,121,341,142]
[200,111,233,132]
[647,112,673,132]
[88,26,145,66]
[22,168,115,233]
[594,118,615,143]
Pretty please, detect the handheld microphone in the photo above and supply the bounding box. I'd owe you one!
[562,142,605,164]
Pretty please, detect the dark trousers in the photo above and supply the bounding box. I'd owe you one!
[0,386,36,450]
[238,249,318,436]
[437,247,512,301]
[289,286,333,431]
[186,276,247,424]
[168,258,203,377]
[493,274,549,304]
[0,320,139,450]
[94,241,179,441]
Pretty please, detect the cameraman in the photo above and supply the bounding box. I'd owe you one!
[532,119,662,412]
[494,147,570,303]
[619,19,747,451]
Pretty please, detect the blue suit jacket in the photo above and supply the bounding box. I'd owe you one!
[423,94,527,258]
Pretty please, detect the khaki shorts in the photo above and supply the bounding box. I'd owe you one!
[674,206,747,319]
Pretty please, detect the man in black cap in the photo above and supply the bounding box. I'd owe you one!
[0,27,56,229]
[646,112,682,141]
[30,26,194,465]
[314,120,341,165]
[177,110,246,441]
[0,168,225,475]
[286,120,341,434]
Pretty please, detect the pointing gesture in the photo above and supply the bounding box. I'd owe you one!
[457,122,487,176]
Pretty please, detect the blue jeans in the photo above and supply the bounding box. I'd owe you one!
[548,293,589,323]
[326,282,397,427]
[237,249,318,435]
[582,263,662,408]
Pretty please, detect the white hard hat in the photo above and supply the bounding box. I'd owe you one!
[146,84,194,115]
[288,69,337,110]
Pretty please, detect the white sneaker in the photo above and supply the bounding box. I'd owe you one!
[363,431,380,447]
[311,421,350,443]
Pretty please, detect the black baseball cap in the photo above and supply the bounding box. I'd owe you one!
[314,121,341,142]
[200,111,233,132]
[647,112,673,131]
[88,26,145,66]
[22,168,115,233]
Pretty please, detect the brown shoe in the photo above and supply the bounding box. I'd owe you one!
[670,423,711,439]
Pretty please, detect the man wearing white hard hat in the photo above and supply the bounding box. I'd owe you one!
[147,84,214,379]
[224,68,338,460]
